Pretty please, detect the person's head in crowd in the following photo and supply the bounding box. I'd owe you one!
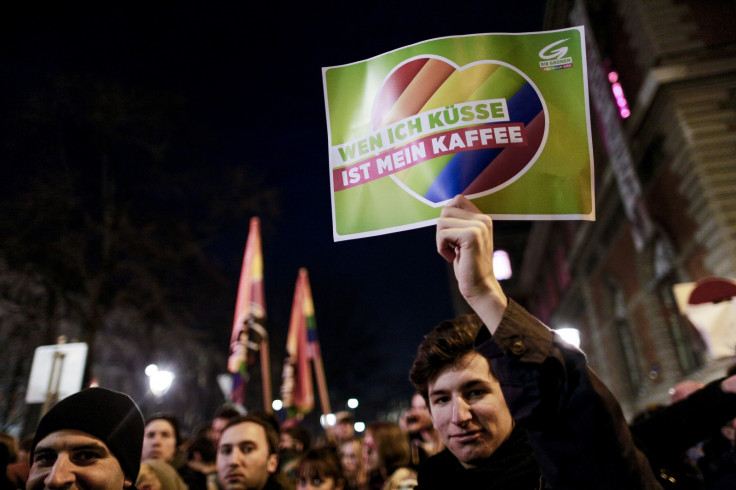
[0,432,18,463]
[280,424,311,454]
[186,435,216,464]
[16,433,34,462]
[6,433,33,490]
[211,404,245,445]
[363,421,411,478]
[280,424,312,481]
[409,314,515,469]
[142,414,180,463]
[333,412,355,444]
[136,460,163,490]
[27,387,144,490]
[138,458,188,490]
[338,437,364,487]
[400,393,434,436]
[0,443,10,483]
[216,414,280,490]
[295,447,345,490]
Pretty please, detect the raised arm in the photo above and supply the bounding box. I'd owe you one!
[436,195,507,332]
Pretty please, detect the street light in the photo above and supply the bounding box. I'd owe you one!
[320,413,337,429]
[493,250,512,280]
[145,364,175,397]
[555,328,581,348]
[347,398,359,409]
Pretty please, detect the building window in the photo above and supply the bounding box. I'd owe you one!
[612,286,643,395]
[651,235,705,373]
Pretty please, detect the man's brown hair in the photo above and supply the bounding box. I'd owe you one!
[221,413,280,456]
[409,314,485,402]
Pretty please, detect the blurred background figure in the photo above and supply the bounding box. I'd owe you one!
[338,438,366,490]
[295,447,345,490]
[697,364,736,490]
[138,459,189,490]
[210,404,245,446]
[0,442,13,490]
[143,414,206,490]
[184,435,217,490]
[631,370,736,489]
[670,380,706,404]
[4,433,31,490]
[280,424,312,483]
[333,411,355,447]
[398,393,443,469]
[363,421,416,490]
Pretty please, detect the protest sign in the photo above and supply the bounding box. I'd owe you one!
[322,27,594,241]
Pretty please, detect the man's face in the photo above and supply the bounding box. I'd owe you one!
[217,422,278,490]
[333,421,354,442]
[27,429,131,490]
[141,419,177,462]
[427,351,514,468]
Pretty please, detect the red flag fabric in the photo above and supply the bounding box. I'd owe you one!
[280,268,320,417]
[228,217,266,405]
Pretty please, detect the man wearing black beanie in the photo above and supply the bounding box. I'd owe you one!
[27,387,144,490]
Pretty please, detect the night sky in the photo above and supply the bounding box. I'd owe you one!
[3,2,548,422]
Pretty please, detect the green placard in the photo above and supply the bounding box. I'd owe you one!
[322,27,594,241]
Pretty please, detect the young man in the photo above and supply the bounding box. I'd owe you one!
[409,196,661,489]
[27,387,144,490]
[216,414,288,490]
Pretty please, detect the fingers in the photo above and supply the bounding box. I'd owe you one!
[443,194,482,214]
[436,196,493,262]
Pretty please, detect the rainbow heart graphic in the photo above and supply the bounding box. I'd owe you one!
[370,56,547,205]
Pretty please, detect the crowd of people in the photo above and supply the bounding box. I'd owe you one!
[3,196,736,490]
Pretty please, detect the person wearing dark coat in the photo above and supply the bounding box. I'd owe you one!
[409,195,661,489]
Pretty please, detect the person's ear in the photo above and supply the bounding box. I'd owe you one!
[267,453,279,473]
[124,478,133,488]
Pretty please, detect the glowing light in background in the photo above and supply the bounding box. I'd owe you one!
[493,250,512,280]
[145,364,175,397]
[608,71,630,119]
[320,413,337,428]
[555,328,581,348]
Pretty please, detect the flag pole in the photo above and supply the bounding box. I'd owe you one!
[260,337,272,413]
[312,352,331,415]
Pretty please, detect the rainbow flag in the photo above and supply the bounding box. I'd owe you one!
[228,217,266,405]
[280,268,322,417]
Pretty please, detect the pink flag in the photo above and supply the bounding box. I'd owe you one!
[228,217,266,405]
[281,268,324,417]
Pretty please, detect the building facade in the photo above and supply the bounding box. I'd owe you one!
[518,0,736,417]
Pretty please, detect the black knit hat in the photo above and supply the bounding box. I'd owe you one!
[31,387,144,481]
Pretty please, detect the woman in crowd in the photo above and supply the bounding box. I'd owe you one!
[296,447,345,490]
[363,422,416,490]
[137,459,189,490]
[338,437,367,490]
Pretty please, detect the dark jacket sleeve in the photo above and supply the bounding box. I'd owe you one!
[474,299,662,489]
[630,377,736,460]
